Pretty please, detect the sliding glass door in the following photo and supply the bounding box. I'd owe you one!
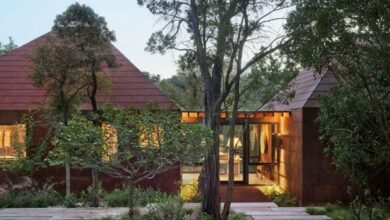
[219,125,244,182]
[248,123,278,185]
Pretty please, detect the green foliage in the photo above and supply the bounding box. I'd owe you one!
[234,54,299,110]
[307,203,390,220]
[0,37,17,56]
[0,111,47,175]
[0,190,62,208]
[99,107,211,184]
[49,114,103,168]
[261,185,297,207]
[144,194,187,220]
[104,185,174,207]
[287,1,390,219]
[63,193,77,208]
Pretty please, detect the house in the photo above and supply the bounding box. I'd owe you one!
[0,33,179,193]
[0,33,348,204]
[181,69,348,205]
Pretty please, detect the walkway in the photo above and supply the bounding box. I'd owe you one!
[220,185,270,202]
[0,204,331,220]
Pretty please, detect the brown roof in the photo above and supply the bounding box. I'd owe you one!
[258,69,337,111]
[0,33,175,110]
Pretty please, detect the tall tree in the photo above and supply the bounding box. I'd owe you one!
[30,36,88,197]
[0,37,17,56]
[138,1,292,218]
[52,3,117,206]
[285,0,390,218]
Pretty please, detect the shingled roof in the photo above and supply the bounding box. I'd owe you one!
[258,69,337,111]
[0,33,175,110]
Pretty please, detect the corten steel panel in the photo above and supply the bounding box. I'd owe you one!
[274,109,303,204]
[301,108,348,205]
[0,166,180,195]
[0,32,176,110]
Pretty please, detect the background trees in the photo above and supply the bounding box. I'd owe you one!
[0,37,17,56]
[138,1,293,218]
[285,0,390,218]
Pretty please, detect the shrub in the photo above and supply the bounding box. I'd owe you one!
[260,185,297,207]
[63,193,77,208]
[144,194,187,220]
[104,186,170,207]
[0,190,63,208]
[104,187,129,207]
[181,181,200,202]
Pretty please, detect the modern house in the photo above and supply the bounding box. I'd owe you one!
[0,33,179,193]
[0,33,348,204]
[181,69,348,205]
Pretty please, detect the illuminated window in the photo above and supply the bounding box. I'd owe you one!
[0,124,26,159]
[139,125,163,148]
[102,123,118,161]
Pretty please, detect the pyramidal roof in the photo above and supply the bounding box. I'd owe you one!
[258,69,337,111]
[0,32,175,110]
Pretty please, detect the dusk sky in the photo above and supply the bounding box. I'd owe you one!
[0,0,179,78]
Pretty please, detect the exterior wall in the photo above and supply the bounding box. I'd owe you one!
[301,108,348,204]
[0,110,181,194]
[274,108,303,204]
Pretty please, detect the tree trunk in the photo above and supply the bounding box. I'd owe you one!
[89,68,100,207]
[200,86,222,220]
[65,162,71,197]
[127,179,136,218]
[91,168,99,206]
[221,74,240,220]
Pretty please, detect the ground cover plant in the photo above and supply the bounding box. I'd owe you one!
[307,203,390,220]
[260,184,297,207]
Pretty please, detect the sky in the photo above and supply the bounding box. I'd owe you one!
[0,0,179,78]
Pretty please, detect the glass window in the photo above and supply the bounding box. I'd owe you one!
[0,124,26,159]
[102,123,118,161]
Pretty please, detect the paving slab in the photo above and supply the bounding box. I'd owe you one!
[0,203,331,220]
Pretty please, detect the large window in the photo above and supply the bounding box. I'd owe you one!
[0,124,26,159]
[102,123,118,161]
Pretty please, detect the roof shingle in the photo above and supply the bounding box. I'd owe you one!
[258,69,337,111]
[0,33,175,110]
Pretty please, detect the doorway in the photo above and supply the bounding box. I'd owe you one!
[219,123,279,185]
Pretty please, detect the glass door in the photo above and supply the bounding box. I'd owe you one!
[248,123,279,185]
[219,125,244,182]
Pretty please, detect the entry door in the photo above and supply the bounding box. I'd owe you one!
[219,125,244,182]
[247,123,278,185]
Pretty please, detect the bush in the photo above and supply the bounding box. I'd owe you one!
[104,186,171,207]
[181,181,200,202]
[104,187,129,207]
[144,194,187,220]
[0,190,63,208]
[260,185,297,207]
[63,193,77,208]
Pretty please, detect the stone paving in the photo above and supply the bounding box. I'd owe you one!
[0,203,331,220]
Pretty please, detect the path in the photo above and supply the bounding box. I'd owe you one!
[220,185,270,202]
[0,203,331,220]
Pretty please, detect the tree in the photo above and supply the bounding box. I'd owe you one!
[285,1,390,219]
[0,37,17,55]
[52,3,117,206]
[219,54,298,111]
[78,108,211,217]
[138,1,292,218]
[30,36,88,197]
